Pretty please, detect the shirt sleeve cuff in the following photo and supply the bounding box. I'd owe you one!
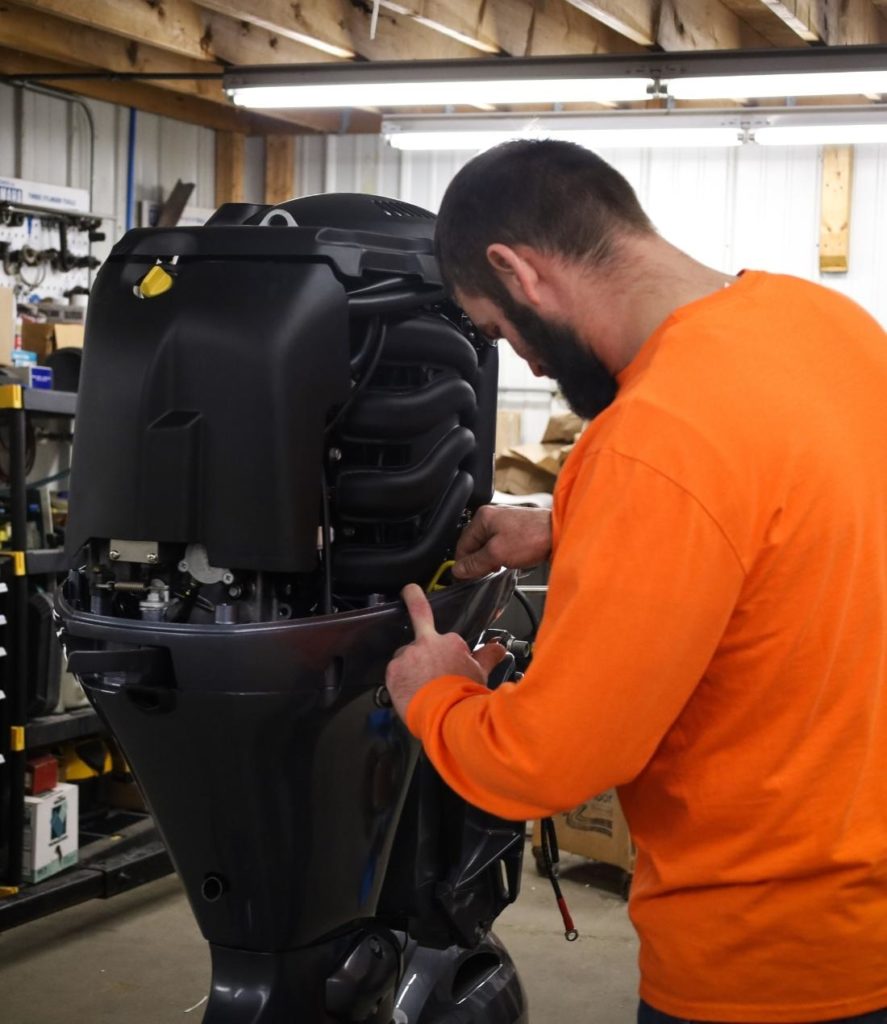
[405,674,489,739]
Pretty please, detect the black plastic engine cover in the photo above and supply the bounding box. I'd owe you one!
[67,258,350,573]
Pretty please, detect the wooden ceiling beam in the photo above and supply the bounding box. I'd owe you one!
[828,0,887,43]
[656,0,771,49]
[376,1,504,53]
[561,0,789,50]
[9,0,335,64]
[195,0,487,61]
[520,0,646,55]
[561,0,657,45]
[0,3,227,103]
[719,0,887,44]
[8,0,213,61]
[0,45,263,131]
[714,0,810,45]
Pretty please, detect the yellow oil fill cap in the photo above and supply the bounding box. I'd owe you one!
[138,265,174,298]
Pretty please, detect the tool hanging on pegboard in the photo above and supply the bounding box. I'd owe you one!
[0,176,103,304]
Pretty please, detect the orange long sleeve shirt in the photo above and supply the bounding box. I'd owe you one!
[407,271,887,1022]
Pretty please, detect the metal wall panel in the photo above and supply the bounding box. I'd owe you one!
[0,83,216,243]
[0,85,17,178]
[135,111,215,210]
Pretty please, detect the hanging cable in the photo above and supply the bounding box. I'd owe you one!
[539,817,579,941]
[325,317,386,435]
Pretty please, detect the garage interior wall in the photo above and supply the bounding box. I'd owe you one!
[3,83,886,437]
[0,85,215,267]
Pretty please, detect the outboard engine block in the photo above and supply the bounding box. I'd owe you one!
[57,194,528,1023]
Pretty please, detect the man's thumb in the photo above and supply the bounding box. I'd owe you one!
[452,553,483,580]
[474,641,508,677]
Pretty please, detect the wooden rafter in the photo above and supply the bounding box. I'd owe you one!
[720,0,887,44]
[0,3,227,104]
[522,0,646,54]
[657,0,770,50]
[0,44,263,132]
[716,0,810,45]
[8,0,214,61]
[562,0,656,45]
[196,0,490,60]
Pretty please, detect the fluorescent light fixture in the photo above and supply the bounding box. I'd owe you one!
[755,123,887,146]
[228,78,652,109]
[747,106,887,146]
[384,112,749,151]
[224,47,887,111]
[387,127,743,151]
[225,55,659,109]
[668,70,887,100]
[382,107,887,152]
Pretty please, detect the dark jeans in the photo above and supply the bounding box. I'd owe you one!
[639,1000,887,1024]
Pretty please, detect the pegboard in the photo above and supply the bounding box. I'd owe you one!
[0,176,99,304]
[0,212,92,303]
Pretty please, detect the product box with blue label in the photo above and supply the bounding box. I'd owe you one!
[10,364,53,389]
[22,781,79,883]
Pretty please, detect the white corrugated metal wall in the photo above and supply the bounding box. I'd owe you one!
[0,83,215,266]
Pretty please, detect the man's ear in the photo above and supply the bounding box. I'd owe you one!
[486,243,543,307]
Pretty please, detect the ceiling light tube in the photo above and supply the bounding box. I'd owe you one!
[382,107,887,152]
[755,123,887,145]
[383,111,753,151]
[228,78,652,109]
[386,127,744,151]
[668,70,887,100]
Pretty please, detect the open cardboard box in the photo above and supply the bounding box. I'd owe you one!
[495,412,586,495]
[21,320,85,362]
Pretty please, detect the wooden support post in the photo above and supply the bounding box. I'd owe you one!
[215,132,245,207]
[264,135,297,206]
[820,145,854,274]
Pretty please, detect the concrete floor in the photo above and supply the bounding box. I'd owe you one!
[0,843,639,1024]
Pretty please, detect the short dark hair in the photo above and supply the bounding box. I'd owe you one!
[435,139,654,299]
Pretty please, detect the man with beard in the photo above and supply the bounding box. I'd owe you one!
[384,140,887,1024]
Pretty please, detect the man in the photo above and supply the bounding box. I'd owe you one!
[384,139,887,1024]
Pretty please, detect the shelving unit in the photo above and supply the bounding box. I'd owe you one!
[0,382,174,921]
[0,382,76,895]
[25,708,102,749]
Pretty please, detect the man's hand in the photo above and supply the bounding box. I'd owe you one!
[385,584,507,720]
[453,505,552,580]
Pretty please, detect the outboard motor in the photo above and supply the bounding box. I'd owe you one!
[57,194,528,1023]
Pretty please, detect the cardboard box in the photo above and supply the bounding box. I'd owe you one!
[495,409,523,455]
[541,411,585,444]
[533,789,635,874]
[22,782,79,883]
[21,321,84,362]
[10,365,53,389]
[494,414,586,496]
